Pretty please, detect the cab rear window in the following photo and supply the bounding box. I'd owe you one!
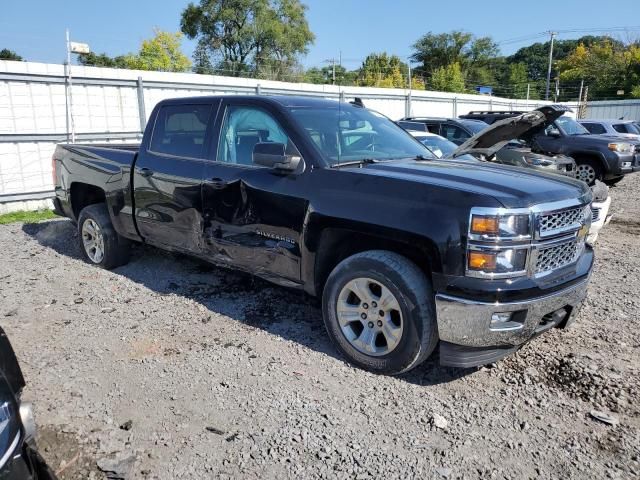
[149,105,212,158]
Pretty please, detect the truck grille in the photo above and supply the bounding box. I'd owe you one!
[535,240,583,275]
[592,207,601,223]
[538,206,584,237]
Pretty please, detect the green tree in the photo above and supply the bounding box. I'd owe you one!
[78,31,190,72]
[558,39,638,99]
[304,64,357,85]
[181,0,314,79]
[127,30,191,72]
[505,62,530,99]
[411,31,498,79]
[0,49,23,61]
[429,62,465,93]
[632,85,640,98]
[78,52,130,68]
[357,53,407,88]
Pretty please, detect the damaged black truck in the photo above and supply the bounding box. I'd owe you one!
[52,96,594,375]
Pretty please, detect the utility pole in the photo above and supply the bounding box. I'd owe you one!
[526,83,530,108]
[554,77,560,102]
[65,28,75,143]
[545,31,557,101]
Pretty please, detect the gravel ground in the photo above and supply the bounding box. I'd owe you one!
[1,175,639,480]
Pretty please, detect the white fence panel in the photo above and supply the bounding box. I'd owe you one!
[584,100,640,120]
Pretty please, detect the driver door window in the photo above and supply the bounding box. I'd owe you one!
[217,106,290,166]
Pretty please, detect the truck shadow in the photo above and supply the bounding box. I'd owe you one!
[22,219,473,386]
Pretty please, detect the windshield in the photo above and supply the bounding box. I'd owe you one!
[556,116,589,136]
[288,105,430,165]
[415,135,456,157]
[624,122,640,134]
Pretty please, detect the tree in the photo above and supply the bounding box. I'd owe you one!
[411,31,499,79]
[429,62,465,93]
[558,39,637,99]
[632,85,640,98]
[508,36,622,82]
[78,52,131,69]
[181,0,314,79]
[128,30,191,72]
[358,53,408,88]
[505,62,531,99]
[79,30,191,72]
[0,49,22,61]
[304,64,357,85]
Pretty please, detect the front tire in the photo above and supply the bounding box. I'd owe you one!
[322,250,438,375]
[78,204,130,269]
[575,158,602,185]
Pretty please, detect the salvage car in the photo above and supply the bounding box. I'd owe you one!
[53,96,594,374]
[0,328,55,479]
[403,122,576,178]
[460,107,640,185]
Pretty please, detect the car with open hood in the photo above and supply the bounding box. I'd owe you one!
[458,105,640,186]
[398,114,577,178]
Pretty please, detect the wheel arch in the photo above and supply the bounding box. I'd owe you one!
[308,225,441,298]
[70,182,106,220]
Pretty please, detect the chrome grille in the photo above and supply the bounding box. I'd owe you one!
[592,207,601,223]
[535,240,583,275]
[538,207,584,237]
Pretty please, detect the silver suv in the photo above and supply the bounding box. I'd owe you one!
[579,119,640,140]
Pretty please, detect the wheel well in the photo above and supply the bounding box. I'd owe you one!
[570,153,605,172]
[70,183,106,219]
[314,228,435,296]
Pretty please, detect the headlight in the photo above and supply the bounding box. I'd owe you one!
[0,376,21,470]
[470,213,530,240]
[467,247,528,277]
[608,143,633,153]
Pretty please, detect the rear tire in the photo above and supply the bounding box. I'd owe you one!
[78,204,130,269]
[322,250,438,375]
[575,158,603,185]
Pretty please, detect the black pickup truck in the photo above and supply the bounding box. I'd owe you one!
[53,96,594,374]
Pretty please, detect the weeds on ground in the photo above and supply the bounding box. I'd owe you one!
[0,210,57,225]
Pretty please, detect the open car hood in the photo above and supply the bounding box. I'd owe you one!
[452,104,572,158]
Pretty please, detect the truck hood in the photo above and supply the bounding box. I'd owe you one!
[356,158,591,209]
[453,104,570,158]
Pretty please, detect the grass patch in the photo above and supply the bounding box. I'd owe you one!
[0,209,58,225]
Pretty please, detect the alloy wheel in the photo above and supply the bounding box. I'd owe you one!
[576,163,596,184]
[82,219,105,263]
[336,277,403,356]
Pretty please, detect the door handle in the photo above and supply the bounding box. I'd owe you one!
[139,167,154,178]
[208,177,227,190]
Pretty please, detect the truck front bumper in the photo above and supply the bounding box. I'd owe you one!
[435,276,590,367]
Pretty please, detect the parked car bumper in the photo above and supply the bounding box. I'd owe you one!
[588,195,612,244]
[435,274,591,367]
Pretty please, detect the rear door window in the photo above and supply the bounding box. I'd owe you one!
[583,123,606,134]
[149,104,212,159]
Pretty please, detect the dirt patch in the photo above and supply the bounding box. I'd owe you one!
[37,425,102,480]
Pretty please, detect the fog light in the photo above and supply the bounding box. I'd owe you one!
[490,311,525,331]
[622,161,632,168]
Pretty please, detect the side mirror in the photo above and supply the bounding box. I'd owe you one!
[253,142,301,172]
[548,127,561,137]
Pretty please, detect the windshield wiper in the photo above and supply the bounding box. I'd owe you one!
[413,154,432,161]
[331,158,379,168]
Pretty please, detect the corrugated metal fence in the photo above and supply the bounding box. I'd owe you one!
[6,60,619,211]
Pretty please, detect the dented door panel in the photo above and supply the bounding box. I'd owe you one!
[202,164,307,283]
